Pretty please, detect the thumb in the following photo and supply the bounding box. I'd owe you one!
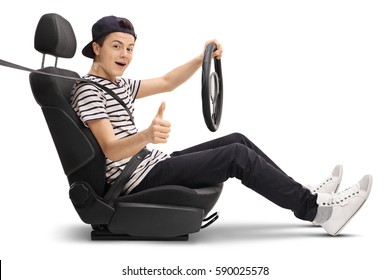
[156,101,166,119]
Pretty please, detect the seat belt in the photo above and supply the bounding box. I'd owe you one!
[104,148,151,204]
[1,58,149,203]
[0,58,135,123]
[79,81,135,124]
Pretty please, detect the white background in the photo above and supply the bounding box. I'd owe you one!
[1,0,389,279]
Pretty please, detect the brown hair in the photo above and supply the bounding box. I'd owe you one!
[119,19,134,30]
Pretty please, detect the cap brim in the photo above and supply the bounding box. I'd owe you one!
[82,41,95,59]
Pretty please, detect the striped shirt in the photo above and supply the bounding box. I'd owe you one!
[70,74,169,194]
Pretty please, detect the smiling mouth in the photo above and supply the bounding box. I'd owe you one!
[115,62,126,67]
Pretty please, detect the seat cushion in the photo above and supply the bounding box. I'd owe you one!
[117,184,223,216]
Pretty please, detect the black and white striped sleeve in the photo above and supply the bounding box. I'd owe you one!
[70,83,108,127]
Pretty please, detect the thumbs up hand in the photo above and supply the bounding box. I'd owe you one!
[147,102,171,144]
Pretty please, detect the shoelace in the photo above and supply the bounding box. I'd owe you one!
[306,177,334,193]
[326,184,360,205]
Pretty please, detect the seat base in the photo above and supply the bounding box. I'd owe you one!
[91,229,189,241]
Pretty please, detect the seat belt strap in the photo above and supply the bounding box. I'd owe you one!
[78,81,135,124]
[0,58,135,123]
[104,148,151,204]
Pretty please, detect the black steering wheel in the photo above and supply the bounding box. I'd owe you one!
[201,43,223,132]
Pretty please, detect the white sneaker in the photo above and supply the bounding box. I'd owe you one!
[304,165,344,225]
[317,175,372,236]
[305,165,343,194]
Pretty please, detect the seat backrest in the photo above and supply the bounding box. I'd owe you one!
[29,13,107,196]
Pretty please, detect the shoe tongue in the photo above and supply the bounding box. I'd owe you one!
[316,193,332,205]
[331,184,359,203]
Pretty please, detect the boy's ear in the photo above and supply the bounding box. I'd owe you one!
[92,42,100,56]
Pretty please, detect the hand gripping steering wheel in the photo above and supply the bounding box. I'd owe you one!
[201,43,223,132]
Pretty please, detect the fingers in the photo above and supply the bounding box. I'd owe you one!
[213,40,223,60]
[150,102,171,144]
[205,39,223,60]
[151,129,170,144]
[151,120,171,144]
[155,101,170,128]
[156,101,166,119]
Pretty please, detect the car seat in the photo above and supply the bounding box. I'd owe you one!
[29,13,223,241]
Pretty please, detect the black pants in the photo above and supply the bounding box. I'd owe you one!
[135,133,318,221]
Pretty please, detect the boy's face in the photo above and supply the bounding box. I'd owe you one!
[92,32,135,82]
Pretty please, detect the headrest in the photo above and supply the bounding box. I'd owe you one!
[34,13,77,58]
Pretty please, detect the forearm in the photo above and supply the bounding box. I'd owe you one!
[162,54,203,91]
[103,130,150,161]
[88,103,169,161]
[137,39,222,98]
